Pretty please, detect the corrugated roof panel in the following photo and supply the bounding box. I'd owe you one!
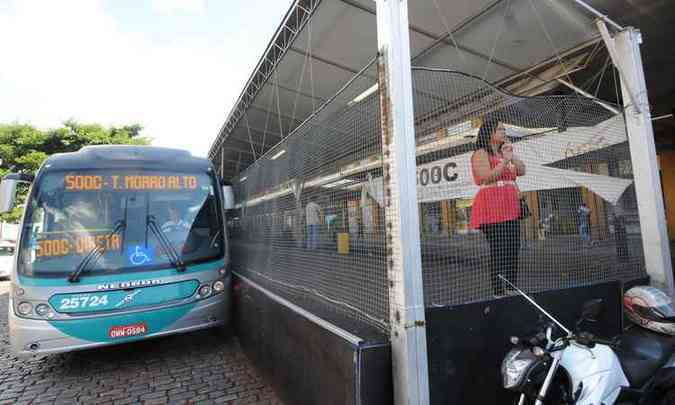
[294,0,378,73]
[453,0,596,70]
[211,0,610,180]
[272,48,364,104]
[407,0,499,38]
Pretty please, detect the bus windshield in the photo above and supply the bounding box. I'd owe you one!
[18,169,224,278]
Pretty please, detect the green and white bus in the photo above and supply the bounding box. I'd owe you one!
[0,146,234,355]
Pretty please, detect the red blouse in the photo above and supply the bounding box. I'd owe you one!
[469,152,520,228]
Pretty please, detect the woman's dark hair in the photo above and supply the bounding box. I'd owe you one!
[475,116,500,155]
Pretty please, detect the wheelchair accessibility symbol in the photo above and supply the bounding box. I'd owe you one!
[127,246,154,266]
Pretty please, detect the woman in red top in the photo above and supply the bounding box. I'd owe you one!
[470,117,526,296]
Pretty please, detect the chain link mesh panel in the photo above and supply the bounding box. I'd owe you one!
[228,64,390,335]
[224,65,647,335]
[411,68,646,306]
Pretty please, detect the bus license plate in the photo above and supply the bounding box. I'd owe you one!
[108,322,148,339]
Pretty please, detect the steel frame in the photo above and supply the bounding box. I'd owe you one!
[289,46,363,75]
[611,27,675,296]
[269,79,327,103]
[211,0,603,179]
[338,0,518,73]
[209,0,322,160]
[376,1,430,404]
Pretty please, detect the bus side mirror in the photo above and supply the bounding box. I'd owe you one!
[0,180,17,213]
[0,173,33,213]
[222,185,235,210]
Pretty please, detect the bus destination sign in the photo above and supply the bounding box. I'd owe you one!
[64,175,199,191]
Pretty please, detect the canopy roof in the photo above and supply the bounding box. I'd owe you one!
[209,0,647,180]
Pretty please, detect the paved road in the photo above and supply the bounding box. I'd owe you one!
[0,281,283,405]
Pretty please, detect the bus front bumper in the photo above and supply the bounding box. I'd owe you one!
[8,291,231,356]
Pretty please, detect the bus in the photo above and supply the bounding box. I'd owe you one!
[0,145,234,355]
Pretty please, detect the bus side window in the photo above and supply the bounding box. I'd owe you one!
[31,205,46,236]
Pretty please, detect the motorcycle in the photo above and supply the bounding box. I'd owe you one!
[499,276,675,405]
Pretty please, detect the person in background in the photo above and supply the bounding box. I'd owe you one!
[348,200,359,239]
[612,212,628,261]
[427,204,440,235]
[161,203,191,251]
[305,196,322,249]
[470,117,526,297]
[362,200,374,236]
[162,204,190,233]
[577,202,592,246]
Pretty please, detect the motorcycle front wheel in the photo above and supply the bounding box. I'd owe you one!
[519,368,574,405]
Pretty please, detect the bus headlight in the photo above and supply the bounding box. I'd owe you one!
[35,304,53,318]
[212,280,225,293]
[198,285,212,297]
[17,302,33,316]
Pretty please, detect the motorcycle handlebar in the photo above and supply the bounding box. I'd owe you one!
[574,332,618,348]
[512,324,555,347]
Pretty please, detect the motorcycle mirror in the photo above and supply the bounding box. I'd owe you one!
[532,346,545,357]
[580,298,604,322]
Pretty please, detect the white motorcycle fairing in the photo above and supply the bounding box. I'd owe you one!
[558,343,629,404]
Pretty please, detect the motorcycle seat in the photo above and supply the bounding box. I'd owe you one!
[615,326,675,388]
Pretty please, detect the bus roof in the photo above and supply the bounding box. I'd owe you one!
[42,145,214,172]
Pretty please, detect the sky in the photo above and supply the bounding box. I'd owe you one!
[0,0,293,157]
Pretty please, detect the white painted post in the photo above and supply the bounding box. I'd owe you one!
[614,27,675,296]
[375,1,430,404]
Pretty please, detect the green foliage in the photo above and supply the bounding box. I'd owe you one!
[0,121,150,223]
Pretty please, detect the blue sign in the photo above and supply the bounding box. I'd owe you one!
[127,245,154,266]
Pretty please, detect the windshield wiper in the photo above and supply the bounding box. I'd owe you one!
[146,215,186,272]
[68,220,126,283]
[68,197,128,283]
[209,229,222,248]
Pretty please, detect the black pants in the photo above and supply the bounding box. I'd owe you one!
[480,220,521,295]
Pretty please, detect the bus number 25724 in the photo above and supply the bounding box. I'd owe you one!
[59,295,109,310]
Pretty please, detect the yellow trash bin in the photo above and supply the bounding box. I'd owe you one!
[337,233,350,254]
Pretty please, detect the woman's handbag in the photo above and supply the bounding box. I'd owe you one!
[515,181,531,220]
[519,198,531,220]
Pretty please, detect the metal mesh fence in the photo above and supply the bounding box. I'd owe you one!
[410,68,645,306]
[228,61,390,334]
[224,65,647,334]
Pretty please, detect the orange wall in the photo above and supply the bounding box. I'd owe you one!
[659,151,675,240]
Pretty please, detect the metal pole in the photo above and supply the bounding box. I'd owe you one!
[573,0,623,31]
[556,79,620,115]
[652,114,673,122]
[597,21,642,114]
[375,1,430,404]
[614,27,675,296]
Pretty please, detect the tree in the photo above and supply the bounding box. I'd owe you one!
[0,121,150,223]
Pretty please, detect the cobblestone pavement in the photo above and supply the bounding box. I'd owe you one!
[0,281,284,405]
